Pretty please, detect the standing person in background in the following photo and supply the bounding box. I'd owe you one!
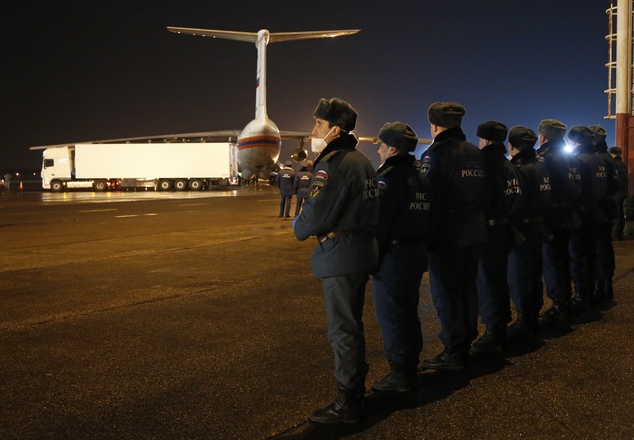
[276,161,295,218]
[536,119,581,330]
[293,161,312,218]
[609,146,628,241]
[370,122,432,392]
[470,121,523,355]
[506,126,552,347]
[568,126,608,316]
[293,97,379,424]
[590,125,619,302]
[3,173,11,190]
[419,102,488,371]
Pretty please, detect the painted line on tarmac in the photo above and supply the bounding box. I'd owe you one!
[79,208,118,213]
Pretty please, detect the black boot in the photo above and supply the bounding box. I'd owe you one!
[605,279,614,300]
[422,348,466,371]
[309,383,365,424]
[570,292,592,316]
[538,299,571,328]
[372,360,416,392]
[507,311,539,344]
[593,280,606,303]
[470,323,506,354]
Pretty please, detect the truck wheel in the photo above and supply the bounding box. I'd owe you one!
[50,180,64,192]
[158,179,172,191]
[93,180,108,192]
[174,179,188,191]
[189,179,203,191]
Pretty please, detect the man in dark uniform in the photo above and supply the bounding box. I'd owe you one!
[589,125,619,302]
[507,126,552,346]
[609,146,628,241]
[276,161,295,217]
[419,102,488,371]
[293,97,379,424]
[536,119,581,329]
[370,122,432,392]
[470,121,523,355]
[568,126,608,315]
[293,161,312,217]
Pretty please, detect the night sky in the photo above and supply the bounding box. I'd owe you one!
[1,0,615,171]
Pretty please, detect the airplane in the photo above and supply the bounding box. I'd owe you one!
[30,27,360,183]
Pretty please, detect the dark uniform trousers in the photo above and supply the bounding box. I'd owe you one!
[595,219,615,284]
[279,194,292,217]
[322,271,370,391]
[428,246,480,351]
[569,222,598,302]
[508,240,544,314]
[371,242,426,366]
[541,229,573,302]
[476,235,512,327]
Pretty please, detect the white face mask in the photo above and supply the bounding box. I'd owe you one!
[311,126,337,154]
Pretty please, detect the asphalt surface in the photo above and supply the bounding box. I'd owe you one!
[1,186,633,439]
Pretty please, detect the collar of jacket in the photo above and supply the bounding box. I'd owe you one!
[574,142,597,155]
[377,153,415,174]
[536,138,566,156]
[481,141,507,156]
[432,126,467,144]
[511,148,538,165]
[595,141,609,153]
[314,132,358,165]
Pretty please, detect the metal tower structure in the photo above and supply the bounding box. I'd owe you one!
[606,0,634,193]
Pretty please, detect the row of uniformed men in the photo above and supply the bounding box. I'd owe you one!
[290,97,622,424]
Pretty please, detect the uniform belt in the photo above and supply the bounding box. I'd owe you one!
[487,217,509,226]
[389,236,424,246]
[317,231,348,244]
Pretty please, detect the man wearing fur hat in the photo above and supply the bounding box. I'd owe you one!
[470,121,523,355]
[589,125,619,302]
[370,122,432,392]
[419,102,488,371]
[567,126,609,315]
[506,126,552,346]
[293,97,379,423]
[535,119,581,329]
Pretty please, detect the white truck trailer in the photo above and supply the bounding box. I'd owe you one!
[37,143,239,192]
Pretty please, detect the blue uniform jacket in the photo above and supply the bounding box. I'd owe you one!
[420,127,488,250]
[293,134,379,278]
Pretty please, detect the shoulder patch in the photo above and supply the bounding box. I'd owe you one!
[314,170,328,181]
[420,156,432,175]
[378,180,387,191]
[310,181,325,199]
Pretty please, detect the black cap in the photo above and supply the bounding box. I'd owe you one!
[609,146,622,155]
[428,102,465,128]
[588,125,607,144]
[313,98,357,132]
[568,125,595,144]
[538,119,567,140]
[476,121,508,142]
[378,122,418,152]
[508,126,538,150]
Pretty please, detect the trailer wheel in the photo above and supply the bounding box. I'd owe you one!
[174,179,188,191]
[158,179,172,191]
[93,180,108,192]
[189,179,203,191]
[50,180,64,192]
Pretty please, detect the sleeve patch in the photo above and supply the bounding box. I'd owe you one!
[314,170,328,181]
[310,181,325,199]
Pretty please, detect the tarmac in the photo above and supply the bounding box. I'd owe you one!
[1,187,633,439]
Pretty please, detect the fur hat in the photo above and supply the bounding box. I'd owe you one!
[313,98,357,132]
[538,119,567,140]
[568,125,595,144]
[378,122,418,152]
[608,146,622,155]
[508,126,538,150]
[476,121,508,143]
[428,102,465,128]
[588,125,607,144]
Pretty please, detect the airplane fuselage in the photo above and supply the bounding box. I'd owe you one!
[237,116,281,180]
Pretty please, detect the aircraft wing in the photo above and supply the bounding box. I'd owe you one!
[29,130,244,150]
[358,136,433,145]
[280,131,312,140]
[166,27,360,43]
